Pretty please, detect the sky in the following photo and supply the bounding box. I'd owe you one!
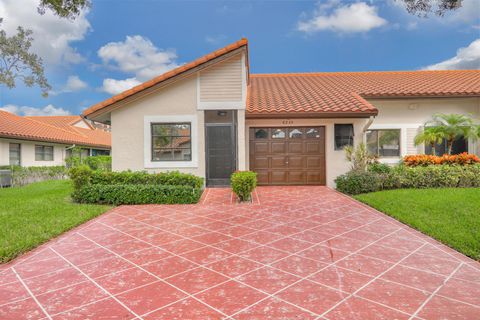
[0,0,479,116]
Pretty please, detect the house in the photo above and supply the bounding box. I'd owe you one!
[82,39,480,187]
[0,111,111,167]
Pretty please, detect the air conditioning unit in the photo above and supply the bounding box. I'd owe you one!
[0,169,12,187]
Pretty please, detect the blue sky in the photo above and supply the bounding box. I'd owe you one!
[0,0,479,116]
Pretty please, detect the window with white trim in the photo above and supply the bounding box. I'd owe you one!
[35,145,54,161]
[366,129,401,157]
[151,123,192,161]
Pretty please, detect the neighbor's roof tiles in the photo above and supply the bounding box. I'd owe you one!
[83,38,248,117]
[247,70,480,115]
[0,111,111,148]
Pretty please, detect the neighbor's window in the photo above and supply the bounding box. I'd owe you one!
[151,123,191,161]
[9,143,21,166]
[334,124,354,150]
[92,149,110,156]
[425,136,468,156]
[366,129,401,157]
[35,145,54,161]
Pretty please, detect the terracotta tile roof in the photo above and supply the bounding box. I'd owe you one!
[25,115,90,130]
[247,70,480,116]
[83,38,249,117]
[0,111,111,148]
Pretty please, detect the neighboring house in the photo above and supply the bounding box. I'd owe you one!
[82,39,480,187]
[0,111,111,167]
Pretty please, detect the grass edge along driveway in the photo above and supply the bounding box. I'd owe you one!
[0,180,111,264]
[355,188,480,261]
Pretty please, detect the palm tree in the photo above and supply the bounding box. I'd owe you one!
[432,113,475,154]
[414,126,446,155]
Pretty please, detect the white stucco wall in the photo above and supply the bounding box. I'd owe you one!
[368,97,480,162]
[245,118,369,187]
[0,138,68,167]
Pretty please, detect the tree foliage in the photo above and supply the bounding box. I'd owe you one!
[399,0,463,17]
[0,21,51,97]
[38,0,91,20]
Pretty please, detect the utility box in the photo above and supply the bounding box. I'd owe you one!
[0,169,12,187]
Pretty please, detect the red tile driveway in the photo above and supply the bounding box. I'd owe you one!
[1,186,479,319]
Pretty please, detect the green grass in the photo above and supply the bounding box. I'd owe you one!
[0,180,111,263]
[355,188,480,260]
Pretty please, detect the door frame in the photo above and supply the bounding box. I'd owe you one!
[205,117,237,187]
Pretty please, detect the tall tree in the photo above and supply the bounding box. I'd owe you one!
[38,0,91,20]
[0,21,51,97]
[399,0,463,16]
[414,126,446,155]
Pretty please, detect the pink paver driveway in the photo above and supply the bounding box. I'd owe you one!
[1,186,479,319]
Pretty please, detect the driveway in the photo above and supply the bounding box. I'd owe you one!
[1,186,479,319]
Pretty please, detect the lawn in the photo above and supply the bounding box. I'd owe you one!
[0,180,111,263]
[355,188,480,260]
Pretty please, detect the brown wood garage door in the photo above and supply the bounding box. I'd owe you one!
[249,127,326,185]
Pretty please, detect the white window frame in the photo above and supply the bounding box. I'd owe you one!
[366,124,421,164]
[144,115,198,168]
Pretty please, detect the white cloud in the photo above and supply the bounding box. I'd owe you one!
[0,104,71,116]
[98,35,180,95]
[65,75,88,92]
[446,0,480,24]
[101,77,141,95]
[0,0,90,65]
[98,35,179,81]
[424,39,480,70]
[298,1,387,34]
[51,75,88,95]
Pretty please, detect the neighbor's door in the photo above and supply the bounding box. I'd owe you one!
[206,124,236,186]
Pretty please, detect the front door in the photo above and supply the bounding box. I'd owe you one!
[206,124,236,186]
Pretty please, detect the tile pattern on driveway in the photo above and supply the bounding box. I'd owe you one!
[1,186,479,319]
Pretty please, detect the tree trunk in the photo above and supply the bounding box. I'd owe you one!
[447,138,454,155]
[430,142,436,155]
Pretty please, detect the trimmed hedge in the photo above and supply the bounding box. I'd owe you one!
[231,171,257,202]
[69,166,204,205]
[66,155,112,171]
[0,165,67,186]
[73,184,202,205]
[335,164,480,195]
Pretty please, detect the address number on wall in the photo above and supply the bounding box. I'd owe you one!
[281,120,293,125]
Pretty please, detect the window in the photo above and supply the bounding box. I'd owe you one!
[254,128,268,139]
[92,149,110,156]
[271,128,286,139]
[151,123,191,161]
[334,124,354,150]
[425,136,468,156]
[306,127,320,138]
[9,143,21,166]
[35,145,54,161]
[366,129,401,157]
[289,128,304,139]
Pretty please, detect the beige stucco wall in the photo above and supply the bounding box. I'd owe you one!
[0,138,68,167]
[111,74,206,177]
[244,118,369,187]
[110,53,247,182]
[368,97,480,161]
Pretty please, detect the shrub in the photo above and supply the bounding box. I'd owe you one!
[335,171,384,195]
[344,143,378,172]
[66,155,112,171]
[335,164,480,195]
[0,165,67,186]
[231,171,257,202]
[368,162,391,174]
[69,167,204,205]
[403,153,480,167]
[73,184,202,205]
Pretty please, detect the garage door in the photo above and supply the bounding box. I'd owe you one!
[249,127,326,185]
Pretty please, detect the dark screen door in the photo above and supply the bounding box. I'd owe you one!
[206,125,236,186]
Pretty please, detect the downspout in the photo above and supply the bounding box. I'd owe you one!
[362,116,376,144]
